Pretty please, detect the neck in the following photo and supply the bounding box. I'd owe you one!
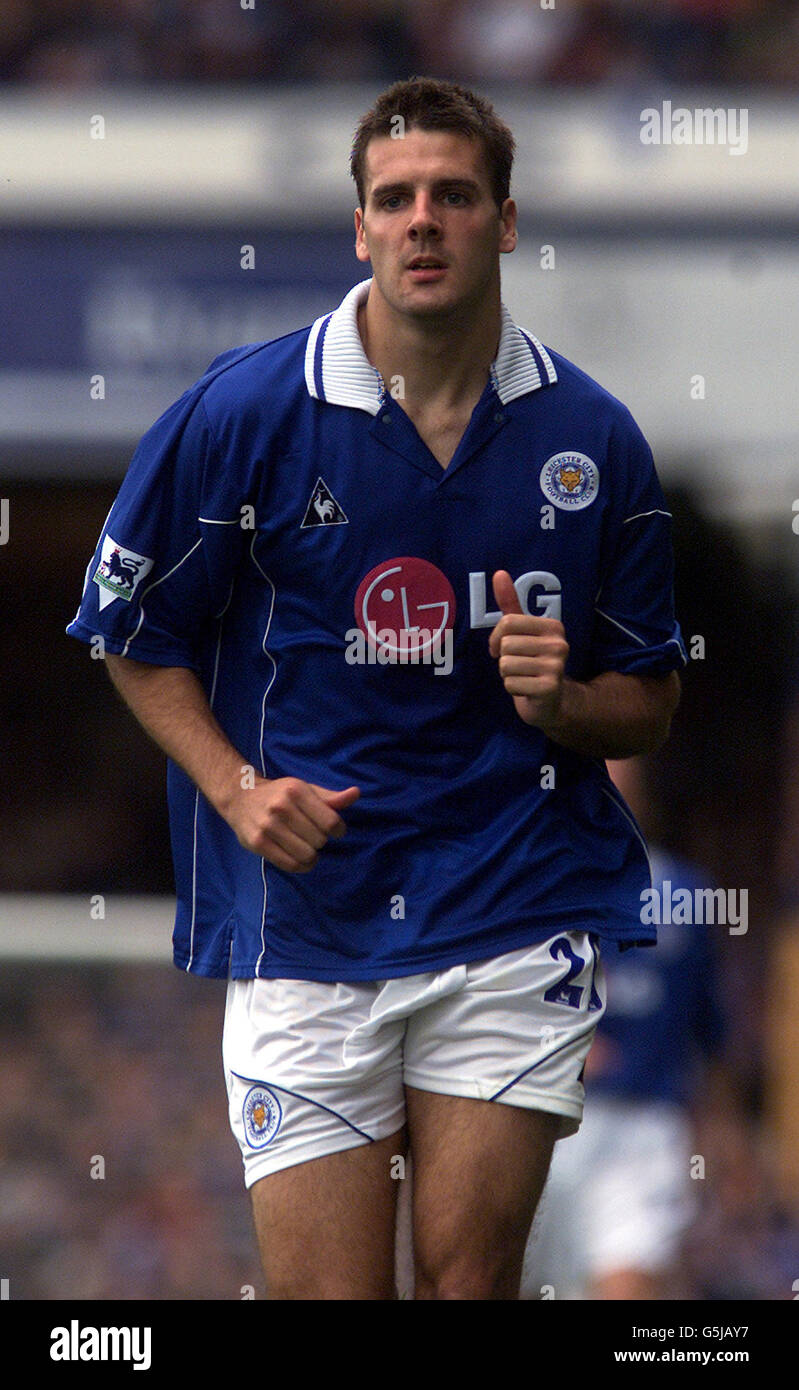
[358,279,502,412]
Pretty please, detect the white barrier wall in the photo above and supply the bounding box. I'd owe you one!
[501,244,798,522]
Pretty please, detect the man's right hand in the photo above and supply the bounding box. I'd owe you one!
[225,777,361,873]
[102,656,361,875]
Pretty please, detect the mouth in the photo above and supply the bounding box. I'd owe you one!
[406,258,448,282]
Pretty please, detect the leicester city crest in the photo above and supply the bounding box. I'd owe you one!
[540,452,599,511]
[242,1084,282,1149]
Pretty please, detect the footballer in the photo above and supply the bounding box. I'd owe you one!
[68,77,684,1300]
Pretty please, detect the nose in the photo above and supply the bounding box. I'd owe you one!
[407,190,442,239]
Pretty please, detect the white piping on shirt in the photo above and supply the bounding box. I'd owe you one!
[243,531,278,977]
[121,536,203,657]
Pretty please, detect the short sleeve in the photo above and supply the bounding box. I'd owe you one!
[589,415,687,678]
[66,385,250,668]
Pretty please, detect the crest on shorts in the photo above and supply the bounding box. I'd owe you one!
[540,453,599,511]
[243,1084,282,1149]
[93,534,154,610]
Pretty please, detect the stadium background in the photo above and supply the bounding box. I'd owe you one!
[2,0,799,1299]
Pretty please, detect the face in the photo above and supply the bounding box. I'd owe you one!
[354,127,517,322]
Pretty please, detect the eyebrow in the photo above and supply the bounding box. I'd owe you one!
[369,177,483,202]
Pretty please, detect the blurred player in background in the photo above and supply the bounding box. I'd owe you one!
[67,77,684,1299]
[522,756,724,1300]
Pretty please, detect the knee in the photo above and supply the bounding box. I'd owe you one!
[266,1269,397,1300]
[414,1247,522,1301]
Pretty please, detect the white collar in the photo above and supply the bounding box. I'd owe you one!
[304,278,557,416]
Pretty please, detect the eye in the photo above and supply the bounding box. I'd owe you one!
[380,194,405,209]
[443,190,469,205]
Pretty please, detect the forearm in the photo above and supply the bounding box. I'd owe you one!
[535,670,681,760]
[104,654,247,818]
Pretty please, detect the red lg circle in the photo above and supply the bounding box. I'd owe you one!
[354,556,456,658]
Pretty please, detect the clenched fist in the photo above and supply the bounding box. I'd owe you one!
[226,776,361,873]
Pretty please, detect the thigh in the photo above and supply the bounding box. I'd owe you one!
[406,1086,559,1300]
[251,1125,407,1300]
[223,975,409,1298]
[401,931,607,1299]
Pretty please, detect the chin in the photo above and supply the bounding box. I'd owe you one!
[399,284,463,317]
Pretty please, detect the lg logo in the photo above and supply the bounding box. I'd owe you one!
[469,570,562,627]
[350,558,563,652]
[354,556,456,657]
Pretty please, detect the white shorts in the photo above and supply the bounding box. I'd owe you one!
[223,930,606,1187]
[521,1097,696,1297]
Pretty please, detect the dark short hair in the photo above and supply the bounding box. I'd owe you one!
[350,76,515,213]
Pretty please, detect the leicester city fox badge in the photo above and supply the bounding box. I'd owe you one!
[540,452,599,511]
[242,1084,282,1149]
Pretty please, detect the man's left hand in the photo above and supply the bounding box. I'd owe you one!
[488,569,569,729]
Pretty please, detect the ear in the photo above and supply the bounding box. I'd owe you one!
[499,197,518,255]
[354,207,370,264]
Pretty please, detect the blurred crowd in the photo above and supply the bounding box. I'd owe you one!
[1,0,798,89]
[1,953,798,1301]
[1,950,798,1300]
[0,965,262,1299]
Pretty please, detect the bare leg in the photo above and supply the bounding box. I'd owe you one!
[406,1086,560,1300]
[250,1127,406,1299]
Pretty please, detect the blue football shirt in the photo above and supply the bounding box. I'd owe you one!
[67,278,687,981]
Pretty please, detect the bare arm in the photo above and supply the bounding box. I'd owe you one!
[529,667,680,760]
[104,654,359,872]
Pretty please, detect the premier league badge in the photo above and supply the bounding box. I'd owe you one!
[540,452,600,511]
[93,534,154,610]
